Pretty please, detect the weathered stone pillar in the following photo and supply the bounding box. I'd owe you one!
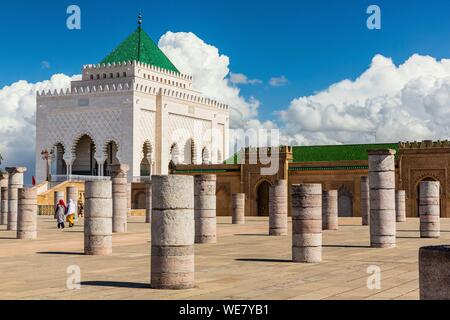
[151,175,195,289]
[1,187,8,225]
[144,181,152,223]
[419,246,450,300]
[322,190,338,230]
[395,190,406,222]
[66,186,78,216]
[269,180,288,236]
[361,176,370,226]
[232,193,245,224]
[17,188,37,240]
[194,175,216,243]
[292,184,322,263]
[111,165,129,233]
[54,191,64,206]
[127,183,132,216]
[84,180,113,255]
[0,172,8,225]
[368,149,396,248]
[6,167,27,231]
[66,187,78,203]
[419,181,440,238]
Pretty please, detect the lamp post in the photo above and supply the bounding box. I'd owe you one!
[41,149,54,182]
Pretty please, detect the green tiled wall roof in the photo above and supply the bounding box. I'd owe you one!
[101,28,179,73]
[292,143,399,162]
[224,143,399,165]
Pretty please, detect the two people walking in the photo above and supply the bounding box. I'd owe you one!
[54,198,78,229]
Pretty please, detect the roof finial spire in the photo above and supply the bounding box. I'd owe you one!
[138,12,142,28]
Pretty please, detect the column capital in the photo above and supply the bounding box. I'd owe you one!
[5,167,27,174]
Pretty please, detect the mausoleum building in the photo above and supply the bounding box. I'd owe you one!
[35,24,229,183]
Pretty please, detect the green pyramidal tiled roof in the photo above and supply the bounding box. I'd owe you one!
[101,27,179,73]
[292,143,399,162]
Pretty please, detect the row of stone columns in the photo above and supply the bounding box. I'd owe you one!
[5,167,27,231]
[1,167,39,240]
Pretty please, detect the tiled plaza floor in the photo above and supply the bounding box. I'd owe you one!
[1,215,448,300]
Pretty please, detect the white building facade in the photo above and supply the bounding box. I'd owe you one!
[35,26,229,183]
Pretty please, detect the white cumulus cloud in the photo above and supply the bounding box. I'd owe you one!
[269,75,289,87]
[229,72,262,85]
[0,74,79,181]
[158,31,261,128]
[279,54,450,145]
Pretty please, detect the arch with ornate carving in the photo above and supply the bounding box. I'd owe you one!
[201,146,210,164]
[49,141,68,176]
[70,131,99,161]
[102,140,120,176]
[71,133,98,176]
[253,178,274,217]
[183,138,197,165]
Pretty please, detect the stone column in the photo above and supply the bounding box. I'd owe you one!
[127,183,132,216]
[66,186,78,214]
[368,149,396,248]
[145,181,152,223]
[194,175,217,243]
[232,193,245,224]
[269,180,288,236]
[17,188,37,240]
[322,190,338,230]
[111,164,129,233]
[419,246,450,300]
[151,175,195,289]
[361,176,370,226]
[84,180,113,255]
[292,184,322,263]
[419,181,440,238]
[54,191,65,206]
[6,167,27,231]
[1,187,8,225]
[395,190,406,222]
[0,172,8,225]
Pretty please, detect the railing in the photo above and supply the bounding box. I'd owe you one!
[51,175,111,182]
[38,205,54,216]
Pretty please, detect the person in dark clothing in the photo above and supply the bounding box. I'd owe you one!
[54,199,66,229]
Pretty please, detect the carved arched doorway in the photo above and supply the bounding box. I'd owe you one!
[338,185,353,217]
[256,180,270,216]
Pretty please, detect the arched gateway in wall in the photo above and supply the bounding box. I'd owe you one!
[256,180,271,217]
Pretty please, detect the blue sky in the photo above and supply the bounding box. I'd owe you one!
[1,0,450,121]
